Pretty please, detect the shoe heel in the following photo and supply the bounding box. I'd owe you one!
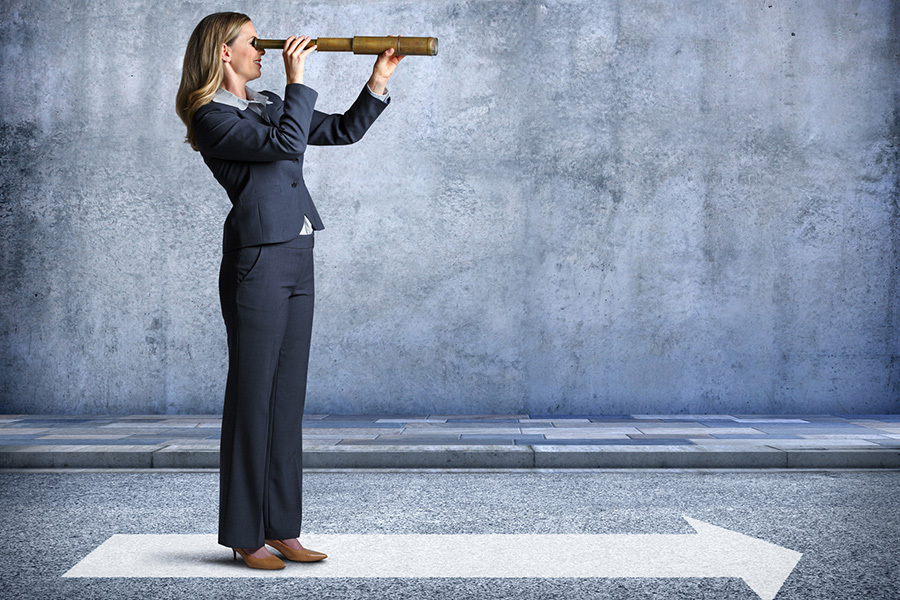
[232,546,286,569]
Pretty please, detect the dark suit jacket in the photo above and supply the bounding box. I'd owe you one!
[193,83,389,252]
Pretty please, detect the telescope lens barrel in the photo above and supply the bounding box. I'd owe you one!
[252,36,438,56]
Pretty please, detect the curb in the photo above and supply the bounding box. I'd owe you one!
[2,444,899,469]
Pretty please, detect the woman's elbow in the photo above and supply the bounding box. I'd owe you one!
[340,125,367,145]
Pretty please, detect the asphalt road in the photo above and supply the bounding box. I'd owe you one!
[0,468,897,599]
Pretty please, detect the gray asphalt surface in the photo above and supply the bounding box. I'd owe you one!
[0,468,897,599]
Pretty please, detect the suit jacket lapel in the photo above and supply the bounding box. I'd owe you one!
[261,100,277,125]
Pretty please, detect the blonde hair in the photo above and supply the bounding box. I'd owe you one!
[176,12,250,151]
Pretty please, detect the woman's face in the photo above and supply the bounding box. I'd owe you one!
[224,20,265,82]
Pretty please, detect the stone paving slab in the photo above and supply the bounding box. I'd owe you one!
[0,414,898,469]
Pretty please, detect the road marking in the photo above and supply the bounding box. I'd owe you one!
[63,516,801,600]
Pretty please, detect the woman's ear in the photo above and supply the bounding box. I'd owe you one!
[221,43,232,64]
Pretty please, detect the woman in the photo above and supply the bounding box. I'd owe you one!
[176,12,402,569]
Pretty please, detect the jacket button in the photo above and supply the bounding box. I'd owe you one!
[291,181,298,188]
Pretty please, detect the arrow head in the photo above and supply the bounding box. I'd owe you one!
[683,516,803,600]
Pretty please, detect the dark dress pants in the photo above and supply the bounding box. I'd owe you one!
[217,232,314,549]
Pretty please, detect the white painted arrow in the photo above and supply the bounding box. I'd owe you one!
[63,516,802,600]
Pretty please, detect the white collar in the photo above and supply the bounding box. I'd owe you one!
[211,86,273,110]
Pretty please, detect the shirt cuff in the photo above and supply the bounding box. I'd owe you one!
[366,84,390,103]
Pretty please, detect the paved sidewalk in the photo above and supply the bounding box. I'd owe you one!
[1,413,899,469]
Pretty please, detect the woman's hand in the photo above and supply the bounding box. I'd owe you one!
[367,35,405,95]
[283,36,317,85]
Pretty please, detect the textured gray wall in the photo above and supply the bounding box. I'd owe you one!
[1,0,897,415]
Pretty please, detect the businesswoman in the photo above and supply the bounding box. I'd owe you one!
[176,12,401,569]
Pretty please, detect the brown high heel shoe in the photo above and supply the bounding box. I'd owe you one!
[265,539,328,562]
[233,546,286,569]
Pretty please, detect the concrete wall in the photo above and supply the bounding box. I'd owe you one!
[1,0,897,415]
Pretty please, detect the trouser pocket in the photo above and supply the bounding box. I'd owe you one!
[234,245,263,285]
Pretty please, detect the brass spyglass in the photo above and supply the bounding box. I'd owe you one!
[252,36,438,56]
